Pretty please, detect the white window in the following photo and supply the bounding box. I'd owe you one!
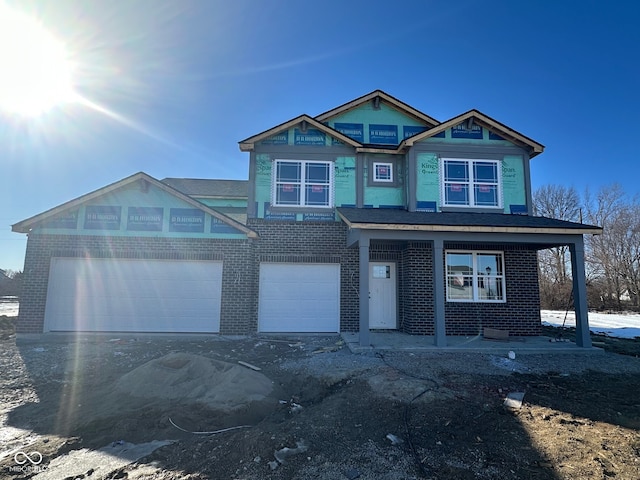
[446,251,506,302]
[373,162,393,182]
[441,158,501,208]
[272,160,334,208]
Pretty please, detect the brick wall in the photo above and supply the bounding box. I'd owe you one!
[17,234,254,334]
[247,219,359,332]
[443,245,541,336]
[378,241,540,336]
[18,229,543,337]
[401,242,435,334]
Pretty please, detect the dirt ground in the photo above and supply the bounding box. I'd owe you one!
[1,316,640,480]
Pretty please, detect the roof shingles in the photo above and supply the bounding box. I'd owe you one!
[161,178,248,198]
[337,207,601,232]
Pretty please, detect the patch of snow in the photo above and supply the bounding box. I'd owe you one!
[542,310,640,339]
[0,298,18,317]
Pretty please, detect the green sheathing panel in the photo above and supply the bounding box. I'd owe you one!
[415,152,527,213]
[502,154,526,209]
[328,102,426,144]
[421,125,515,146]
[253,153,355,221]
[258,127,344,147]
[334,156,357,207]
[416,153,440,210]
[255,153,273,219]
[34,182,246,239]
[363,160,404,208]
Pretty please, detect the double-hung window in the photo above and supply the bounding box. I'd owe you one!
[273,159,333,208]
[446,251,506,302]
[442,158,501,208]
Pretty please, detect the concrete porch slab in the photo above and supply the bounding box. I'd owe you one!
[341,332,603,354]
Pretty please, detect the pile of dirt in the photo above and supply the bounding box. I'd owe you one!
[115,352,275,412]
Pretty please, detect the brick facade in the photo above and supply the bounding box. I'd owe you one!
[247,219,359,332]
[442,244,541,336]
[18,226,542,337]
[400,242,435,335]
[17,234,254,335]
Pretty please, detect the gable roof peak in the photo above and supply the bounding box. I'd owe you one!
[12,171,257,238]
[238,113,362,152]
[402,109,545,157]
[314,90,440,127]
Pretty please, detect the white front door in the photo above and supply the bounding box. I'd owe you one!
[369,262,397,329]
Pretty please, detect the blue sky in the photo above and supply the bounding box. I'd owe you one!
[1,0,638,271]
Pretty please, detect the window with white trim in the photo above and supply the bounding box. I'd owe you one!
[373,162,393,182]
[446,251,505,302]
[273,159,334,208]
[441,158,501,208]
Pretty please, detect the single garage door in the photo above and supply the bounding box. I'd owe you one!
[258,263,340,333]
[44,257,223,333]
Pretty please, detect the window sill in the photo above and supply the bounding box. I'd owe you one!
[446,299,506,304]
[440,206,504,214]
[269,206,335,213]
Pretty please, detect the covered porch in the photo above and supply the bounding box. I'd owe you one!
[337,208,602,349]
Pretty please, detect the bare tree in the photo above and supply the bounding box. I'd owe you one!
[584,184,640,310]
[533,185,582,308]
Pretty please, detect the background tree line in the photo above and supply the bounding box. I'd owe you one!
[0,269,22,297]
[534,184,640,311]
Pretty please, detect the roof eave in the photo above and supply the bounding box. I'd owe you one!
[12,172,259,239]
[190,195,248,200]
[12,172,152,234]
[355,146,406,154]
[342,221,602,235]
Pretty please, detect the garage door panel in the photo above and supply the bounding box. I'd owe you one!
[45,258,222,333]
[258,263,340,333]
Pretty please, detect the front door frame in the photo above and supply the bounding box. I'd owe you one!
[368,261,398,329]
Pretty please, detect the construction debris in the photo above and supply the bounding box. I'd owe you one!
[312,340,345,355]
[238,360,261,371]
[274,440,308,464]
[503,392,525,410]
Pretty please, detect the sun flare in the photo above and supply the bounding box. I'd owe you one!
[0,4,75,116]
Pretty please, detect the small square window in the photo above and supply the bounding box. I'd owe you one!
[373,162,393,182]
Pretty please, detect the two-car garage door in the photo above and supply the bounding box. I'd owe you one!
[258,263,340,333]
[44,258,223,333]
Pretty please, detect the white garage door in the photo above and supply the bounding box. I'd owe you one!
[258,263,340,333]
[44,258,223,333]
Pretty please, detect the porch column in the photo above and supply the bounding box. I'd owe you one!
[570,238,592,348]
[359,235,370,347]
[433,238,446,347]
